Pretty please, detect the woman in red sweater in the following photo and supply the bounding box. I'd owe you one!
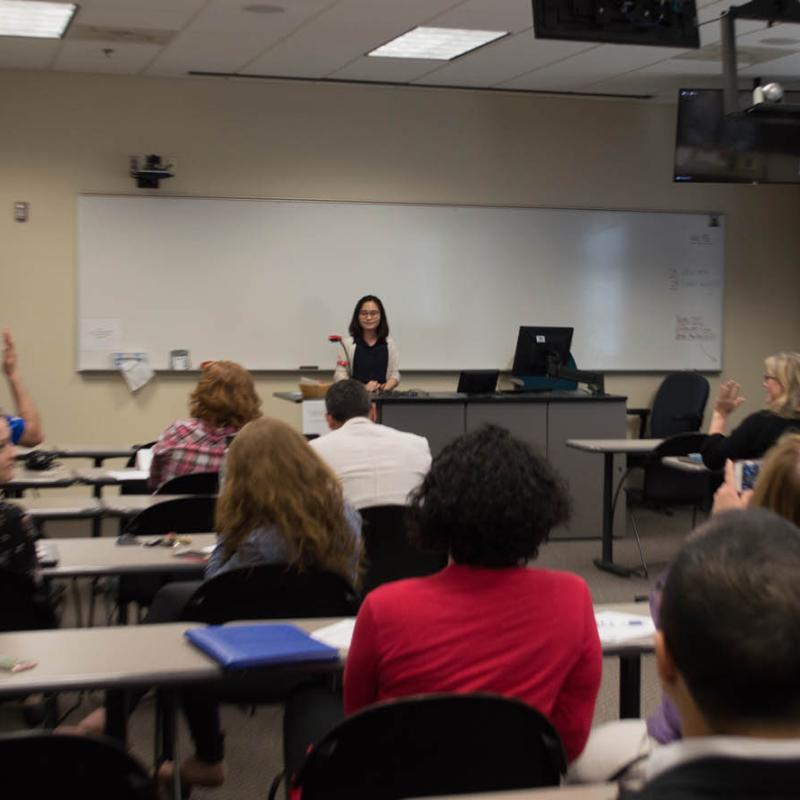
[343,424,602,763]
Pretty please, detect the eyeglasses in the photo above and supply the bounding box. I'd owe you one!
[359,310,380,318]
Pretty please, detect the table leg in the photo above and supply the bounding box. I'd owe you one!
[593,452,642,577]
[619,654,642,718]
[105,688,129,742]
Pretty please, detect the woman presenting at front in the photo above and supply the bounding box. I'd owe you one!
[334,295,400,392]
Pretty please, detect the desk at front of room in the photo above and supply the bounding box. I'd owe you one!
[278,390,626,540]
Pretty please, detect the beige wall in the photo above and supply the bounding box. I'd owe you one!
[1,70,798,446]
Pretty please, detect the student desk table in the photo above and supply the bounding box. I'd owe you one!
[565,439,662,575]
[40,533,217,579]
[16,445,136,467]
[414,784,617,800]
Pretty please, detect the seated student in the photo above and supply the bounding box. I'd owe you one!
[572,433,800,781]
[310,379,431,509]
[149,360,260,490]
[2,329,43,446]
[620,508,800,800]
[701,352,800,470]
[0,417,45,593]
[76,417,363,790]
[343,424,602,763]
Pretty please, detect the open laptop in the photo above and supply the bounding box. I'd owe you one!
[457,370,499,395]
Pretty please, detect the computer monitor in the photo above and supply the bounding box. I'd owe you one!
[511,326,574,378]
[457,370,499,395]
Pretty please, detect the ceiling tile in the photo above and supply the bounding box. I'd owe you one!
[0,38,60,70]
[53,40,162,74]
[243,0,461,78]
[414,30,593,88]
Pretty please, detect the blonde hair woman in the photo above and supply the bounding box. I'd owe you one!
[159,417,362,791]
[701,352,800,470]
[149,360,261,490]
[208,416,361,582]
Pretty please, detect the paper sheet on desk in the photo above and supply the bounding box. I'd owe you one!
[108,469,149,481]
[595,611,655,644]
[310,618,356,650]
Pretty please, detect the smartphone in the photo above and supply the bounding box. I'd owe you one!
[734,460,761,493]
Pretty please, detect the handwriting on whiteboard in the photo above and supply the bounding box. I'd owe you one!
[668,267,719,294]
[676,316,715,341]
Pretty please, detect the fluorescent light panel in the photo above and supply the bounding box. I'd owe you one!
[368,26,507,60]
[0,0,77,38]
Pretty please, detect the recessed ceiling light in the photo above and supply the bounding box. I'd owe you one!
[368,26,507,60]
[0,0,77,38]
[243,3,284,13]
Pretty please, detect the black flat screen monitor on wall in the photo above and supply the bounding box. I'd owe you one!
[532,0,699,48]
[511,327,574,377]
[674,88,800,184]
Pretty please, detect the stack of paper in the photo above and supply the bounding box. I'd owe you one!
[594,611,655,645]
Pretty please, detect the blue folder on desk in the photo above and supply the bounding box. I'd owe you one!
[185,623,339,670]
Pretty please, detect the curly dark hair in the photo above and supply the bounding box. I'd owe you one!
[409,424,571,567]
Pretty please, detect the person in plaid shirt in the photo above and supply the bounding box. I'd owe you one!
[149,361,261,490]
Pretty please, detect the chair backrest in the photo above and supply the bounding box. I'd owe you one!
[649,372,710,438]
[155,470,219,495]
[0,730,158,800]
[125,496,217,536]
[180,563,359,624]
[644,432,712,503]
[293,693,566,800]
[359,505,447,596]
[0,568,56,632]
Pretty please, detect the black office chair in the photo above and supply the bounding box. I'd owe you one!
[180,563,358,625]
[0,730,158,800]
[0,568,57,633]
[282,693,566,800]
[113,496,218,623]
[627,372,710,439]
[359,505,447,597]
[119,440,157,495]
[155,471,219,495]
[154,564,359,761]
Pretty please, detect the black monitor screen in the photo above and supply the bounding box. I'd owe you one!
[674,88,800,184]
[533,0,699,49]
[511,327,574,377]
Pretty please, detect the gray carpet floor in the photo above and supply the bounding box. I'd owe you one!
[1,506,701,798]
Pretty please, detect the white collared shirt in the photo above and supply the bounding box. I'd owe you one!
[647,736,800,782]
[310,416,431,510]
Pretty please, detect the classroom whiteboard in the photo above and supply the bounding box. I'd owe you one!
[77,195,724,372]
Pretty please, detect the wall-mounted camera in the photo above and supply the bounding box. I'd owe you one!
[129,154,174,189]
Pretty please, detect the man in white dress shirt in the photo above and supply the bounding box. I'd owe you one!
[310,379,431,510]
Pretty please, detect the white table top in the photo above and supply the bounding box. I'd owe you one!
[0,618,345,697]
[6,467,77,488]
[566,438,663,454]
[8,496,103,518]
[100,494,198,515]
[662,455,710,473]
[73,467,150,485]
[415,785,617,800]
[41,533,217,578]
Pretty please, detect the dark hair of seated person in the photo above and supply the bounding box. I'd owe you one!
[325,379,371,423]
[660,507,800,731]
[408,424,570,567]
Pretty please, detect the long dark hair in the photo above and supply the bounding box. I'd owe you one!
[348,294,389,340]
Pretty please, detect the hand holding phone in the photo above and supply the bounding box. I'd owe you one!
[734,460,761,493]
